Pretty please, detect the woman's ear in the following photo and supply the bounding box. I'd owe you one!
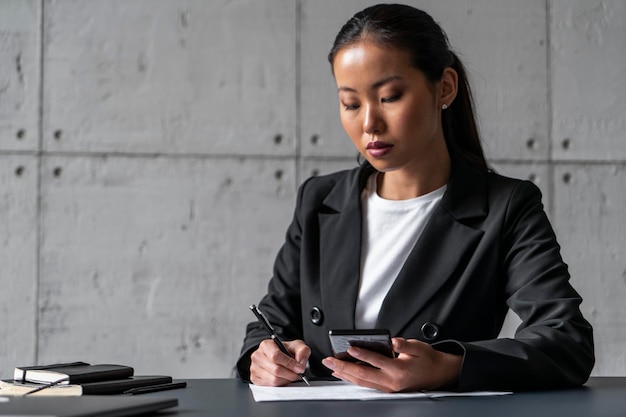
[439,67,458,108]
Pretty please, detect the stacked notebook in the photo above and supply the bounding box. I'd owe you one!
[1,362,174,396]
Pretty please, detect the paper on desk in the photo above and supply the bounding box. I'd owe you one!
[249,380,511,402]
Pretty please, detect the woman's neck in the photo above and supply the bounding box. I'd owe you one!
[376,154,450,200]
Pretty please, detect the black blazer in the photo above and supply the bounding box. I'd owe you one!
[237,161,594,391]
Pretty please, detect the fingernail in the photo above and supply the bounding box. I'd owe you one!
[347,347,360,357]
[295,364,305,373]
[322,358,335,370]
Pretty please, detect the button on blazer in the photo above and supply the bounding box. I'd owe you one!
[237,160,594,391]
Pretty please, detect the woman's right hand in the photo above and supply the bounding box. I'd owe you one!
[249,339,311,386]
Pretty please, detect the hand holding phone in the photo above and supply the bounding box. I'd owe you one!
[328,329,394,362]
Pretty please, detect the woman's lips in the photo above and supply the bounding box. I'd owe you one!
[366,141,393,157]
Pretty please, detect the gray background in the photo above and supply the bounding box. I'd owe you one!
[0,0,624,379]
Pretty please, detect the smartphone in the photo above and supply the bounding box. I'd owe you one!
[328,329,394,362]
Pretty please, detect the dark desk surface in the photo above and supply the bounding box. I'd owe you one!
[152,377,626,417]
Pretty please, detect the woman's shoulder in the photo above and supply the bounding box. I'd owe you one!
[484,169,543,200]
[476,170,548,223]
[449,161,543,207]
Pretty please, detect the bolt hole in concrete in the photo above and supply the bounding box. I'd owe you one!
[15,166,25,176]
[562,138,570,150]
[274,134,282,145]
[54,129,63,140]
[53,167,62,177]
[562,172,571,184]
[16,129,26,140]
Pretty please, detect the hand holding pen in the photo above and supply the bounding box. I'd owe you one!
[250,304,311,386]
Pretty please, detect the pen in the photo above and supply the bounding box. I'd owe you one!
[250,304,310,386]
[123,382,187,395]
[23,377,70,395]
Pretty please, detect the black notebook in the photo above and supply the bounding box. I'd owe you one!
[1,375,174,396]
[81,375,173,395]
[14,362,89,382]
[14,362,134,385]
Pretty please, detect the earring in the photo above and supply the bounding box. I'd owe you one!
[442,104,448,110]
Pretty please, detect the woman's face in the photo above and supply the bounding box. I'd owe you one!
[332,41,452,175]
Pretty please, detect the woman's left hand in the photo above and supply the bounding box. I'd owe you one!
[321,337,462,392]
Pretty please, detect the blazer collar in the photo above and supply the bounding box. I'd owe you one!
[321,160,488,219]
[440,159,489,221]
[321,163,375,213]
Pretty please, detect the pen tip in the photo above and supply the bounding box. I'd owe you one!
[301,375,311,386]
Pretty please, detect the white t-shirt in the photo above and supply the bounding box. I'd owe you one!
[354,173,446,329]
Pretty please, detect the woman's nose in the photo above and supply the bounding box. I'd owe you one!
[363,104,384,134]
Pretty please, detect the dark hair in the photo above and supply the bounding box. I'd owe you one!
[329,4,488,172]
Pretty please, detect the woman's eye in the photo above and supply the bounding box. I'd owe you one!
[343,103,360,111]
[381,95,401,103]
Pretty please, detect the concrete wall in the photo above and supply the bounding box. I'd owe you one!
[0,0,624,378]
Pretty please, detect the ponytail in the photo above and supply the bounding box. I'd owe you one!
[443,52,488,171]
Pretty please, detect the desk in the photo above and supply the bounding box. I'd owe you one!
[151,378,626,417]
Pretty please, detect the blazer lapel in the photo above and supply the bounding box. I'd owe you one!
[376,161,489,336]
[318,166,373,330]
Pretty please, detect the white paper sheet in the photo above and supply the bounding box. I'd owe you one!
[249,380,512,402]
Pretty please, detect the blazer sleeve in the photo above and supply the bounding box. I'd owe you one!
[235,177,310,381]
[433,180,594,391]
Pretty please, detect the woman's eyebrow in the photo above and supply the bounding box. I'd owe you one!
[337,75,403,93]
[371,75,402,89]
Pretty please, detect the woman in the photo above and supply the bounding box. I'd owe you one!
[236,4,594,392]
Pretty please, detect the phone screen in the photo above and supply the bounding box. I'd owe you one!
[328,329,394,362]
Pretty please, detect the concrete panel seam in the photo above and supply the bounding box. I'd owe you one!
[34,0,45,365]
[295,0,303,188]
[546,0,555,217]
